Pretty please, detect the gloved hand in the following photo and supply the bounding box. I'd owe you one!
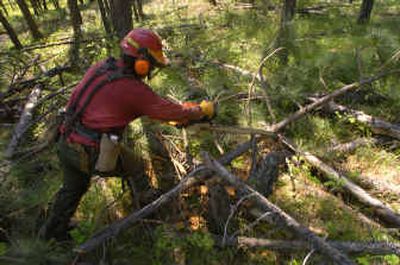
[199,100,215,120]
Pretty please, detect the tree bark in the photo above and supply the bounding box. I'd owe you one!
[0,0,8,16]
[203,153,356,265]
[29,0,43,15]
[326,101,400,141]
[97,0,111,35]
[15,0,42,39]
[0,9,22,49]
[67,0,82,68]
[50,0,59,9]
[281,0,296,22]
[219,236,400,256]
[77,139,255,253]
[328,137,379,153]
[275,0,297,64]
[132,0,144,21]
[280,136,400,228]
[268,70,400,132]
[109,0,132,40]
[358,0,374,24]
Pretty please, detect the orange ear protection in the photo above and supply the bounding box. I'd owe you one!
[134,48,151,76]
[134,59,150,76]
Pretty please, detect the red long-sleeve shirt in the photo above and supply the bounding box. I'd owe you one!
[65,59,203,146]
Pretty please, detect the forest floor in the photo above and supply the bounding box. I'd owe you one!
[0,0,399,264]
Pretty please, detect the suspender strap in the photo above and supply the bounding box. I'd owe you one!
[63,57,134,137]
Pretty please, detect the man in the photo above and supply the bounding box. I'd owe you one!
[39,28,214,241]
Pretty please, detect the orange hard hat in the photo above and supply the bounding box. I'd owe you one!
[120,28,169,67]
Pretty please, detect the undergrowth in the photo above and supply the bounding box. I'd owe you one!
[0,0,399,264]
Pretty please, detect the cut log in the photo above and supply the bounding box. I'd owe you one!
[218,236,400,256]
[248,151,288,197]
[77,139,256,253]
[326,101,400,140]
[5,84,43,158]
[280,136,400,228]
[203,153,356,265]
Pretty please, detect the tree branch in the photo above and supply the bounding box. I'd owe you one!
[279,135,400,228]
[77,138,256,253]
[202,153,356,265]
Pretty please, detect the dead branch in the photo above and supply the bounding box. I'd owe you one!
[35,82,77,108]
[218,236,400,256]
[76,139,255,253]
[268,69,400,132]
[193,124,276,138]
[20,36,105,52]
[326,101,400,140]
[5,84,43,158]
[202,153,356,265]
[328,137,380,153]
[280,136,400,228]
[0,65,71,102]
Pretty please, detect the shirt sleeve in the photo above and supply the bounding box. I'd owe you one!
[131,82,204,122]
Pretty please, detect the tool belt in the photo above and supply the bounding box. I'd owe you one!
[75,122,102,142]
[72,123,123,173]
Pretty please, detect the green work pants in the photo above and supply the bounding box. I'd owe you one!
[39,136,148,241]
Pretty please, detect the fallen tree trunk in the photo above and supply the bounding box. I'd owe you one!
[219,236,400,256]
[214,63,399,133]
[193,124,276,138]
[203,153,356,265]
[5,84,43,158]
[77,138,261,253]
[280,136,400,228]
[268,70,400,132]
[328,137,380,153]
[326,101,400,140]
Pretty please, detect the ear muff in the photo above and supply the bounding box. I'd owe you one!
[134,59,150,76]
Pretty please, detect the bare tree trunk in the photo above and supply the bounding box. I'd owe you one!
[275,0,296,64]
[0,9,22,49]
[220,236,400,256]
[109,0,132,39]
[326,101,400,141]
[30,0,42,15]
[0,0,8,16]
[15,0,43,39]
[282,0,296,22]
[50,0,59,9]
[358,0,374,24]
[280,136,400,228]
[67,0,82,69]
[97,0,111,35]
[134,0,144,20]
